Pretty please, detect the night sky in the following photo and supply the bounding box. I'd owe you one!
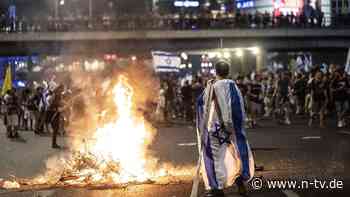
[0,0,150,17]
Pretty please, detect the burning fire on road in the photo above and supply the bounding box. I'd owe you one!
[0,74,193,192]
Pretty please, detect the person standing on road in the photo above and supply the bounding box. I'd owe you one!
[330,71,349,128]
[196,61,254,197]
[27,87,40,131]
[181,80,193,122]
[164,79,175,121]
[293,73,307,115]
[3,89,19,139]
[46,85,64,149]
[247,74,263,128]
[36,86,51,135]
[263,74,275,117]
[33,86,45,135]
[155,83,166,123]
[275,72,292,125]
[309,71,328,128]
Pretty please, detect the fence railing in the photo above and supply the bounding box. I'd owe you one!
[1,15,350,33]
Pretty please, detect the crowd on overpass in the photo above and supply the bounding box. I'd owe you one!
[1,11,350,32]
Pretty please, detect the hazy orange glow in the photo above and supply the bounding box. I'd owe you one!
[1,74,194,189]
[85,75,153,183]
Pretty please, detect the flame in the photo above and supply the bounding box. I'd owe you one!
[87,75,152,183]
[54,75,158,185]
[1,75,194,189]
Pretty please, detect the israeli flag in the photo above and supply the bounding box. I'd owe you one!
[345,48,350,75]
[196,79,254,190]
[304,54,312,73]
[152,51,181,72]
[8,5,16,19]
[296,56,304,72]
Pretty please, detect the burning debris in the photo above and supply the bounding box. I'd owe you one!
[0,75,194,192]
[1,179,20,190]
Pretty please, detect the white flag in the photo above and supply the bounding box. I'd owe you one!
[345,48,350,75]
[152,51,181,72]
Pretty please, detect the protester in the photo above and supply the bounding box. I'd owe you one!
[275,72,292,125]
[2,57,350,153]
[181,80,193,122]
[309,71,328,128]
[27,87,42,131]
[34,86,47,135]
[1,6,346,33]
[20,88,31,130]
[293,73,307,115]
[263,74,275,117]
[195,61,254,197]
[247,74,263,128]
[155,84,166,122]
[331,70,349,128]
[46,85,64,149]
[3,89,19,139]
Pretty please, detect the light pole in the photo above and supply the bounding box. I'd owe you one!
[55,0,65,19]
[55,0,58,19]
[89,0,92,19]
[235,49,244,74]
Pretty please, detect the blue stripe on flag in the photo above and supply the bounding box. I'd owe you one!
[196,93,218,189]
[203,131,219,188]
[229,82,251,180]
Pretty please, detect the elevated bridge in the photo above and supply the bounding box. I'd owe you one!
[1,28,349,55]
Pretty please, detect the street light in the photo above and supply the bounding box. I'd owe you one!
[188,63,193,69]
[131,56,137,61]
[208,52,216,59]
[249,47,260,55]
[216,52,222,58]
[235,49,243,58]
[181,52,188,60]
[55,0,65,19]
[223,51,231,59]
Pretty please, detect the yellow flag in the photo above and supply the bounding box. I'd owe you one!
[2,66,12,95]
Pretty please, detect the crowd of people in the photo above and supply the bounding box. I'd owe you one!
[2,62,350,149]
[1,82,65,148]
[156,64,350,129]
[1,10,350,33]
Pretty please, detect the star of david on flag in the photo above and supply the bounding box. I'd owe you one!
[152,51,181,73]
[211,122,231,145]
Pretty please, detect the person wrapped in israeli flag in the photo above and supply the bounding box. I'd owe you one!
[194,61,254,197]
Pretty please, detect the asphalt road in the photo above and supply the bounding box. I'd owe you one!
[0,116,349,197]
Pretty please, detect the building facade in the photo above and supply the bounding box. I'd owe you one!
[236,0,331,25]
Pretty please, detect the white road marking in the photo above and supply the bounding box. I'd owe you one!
[282,190,300,197]
[301,136,322,140]
[177,143,197,147]
[338,131,350,135]
[34,190,56,197]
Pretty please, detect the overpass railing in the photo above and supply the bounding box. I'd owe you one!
[2,14,350,33]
